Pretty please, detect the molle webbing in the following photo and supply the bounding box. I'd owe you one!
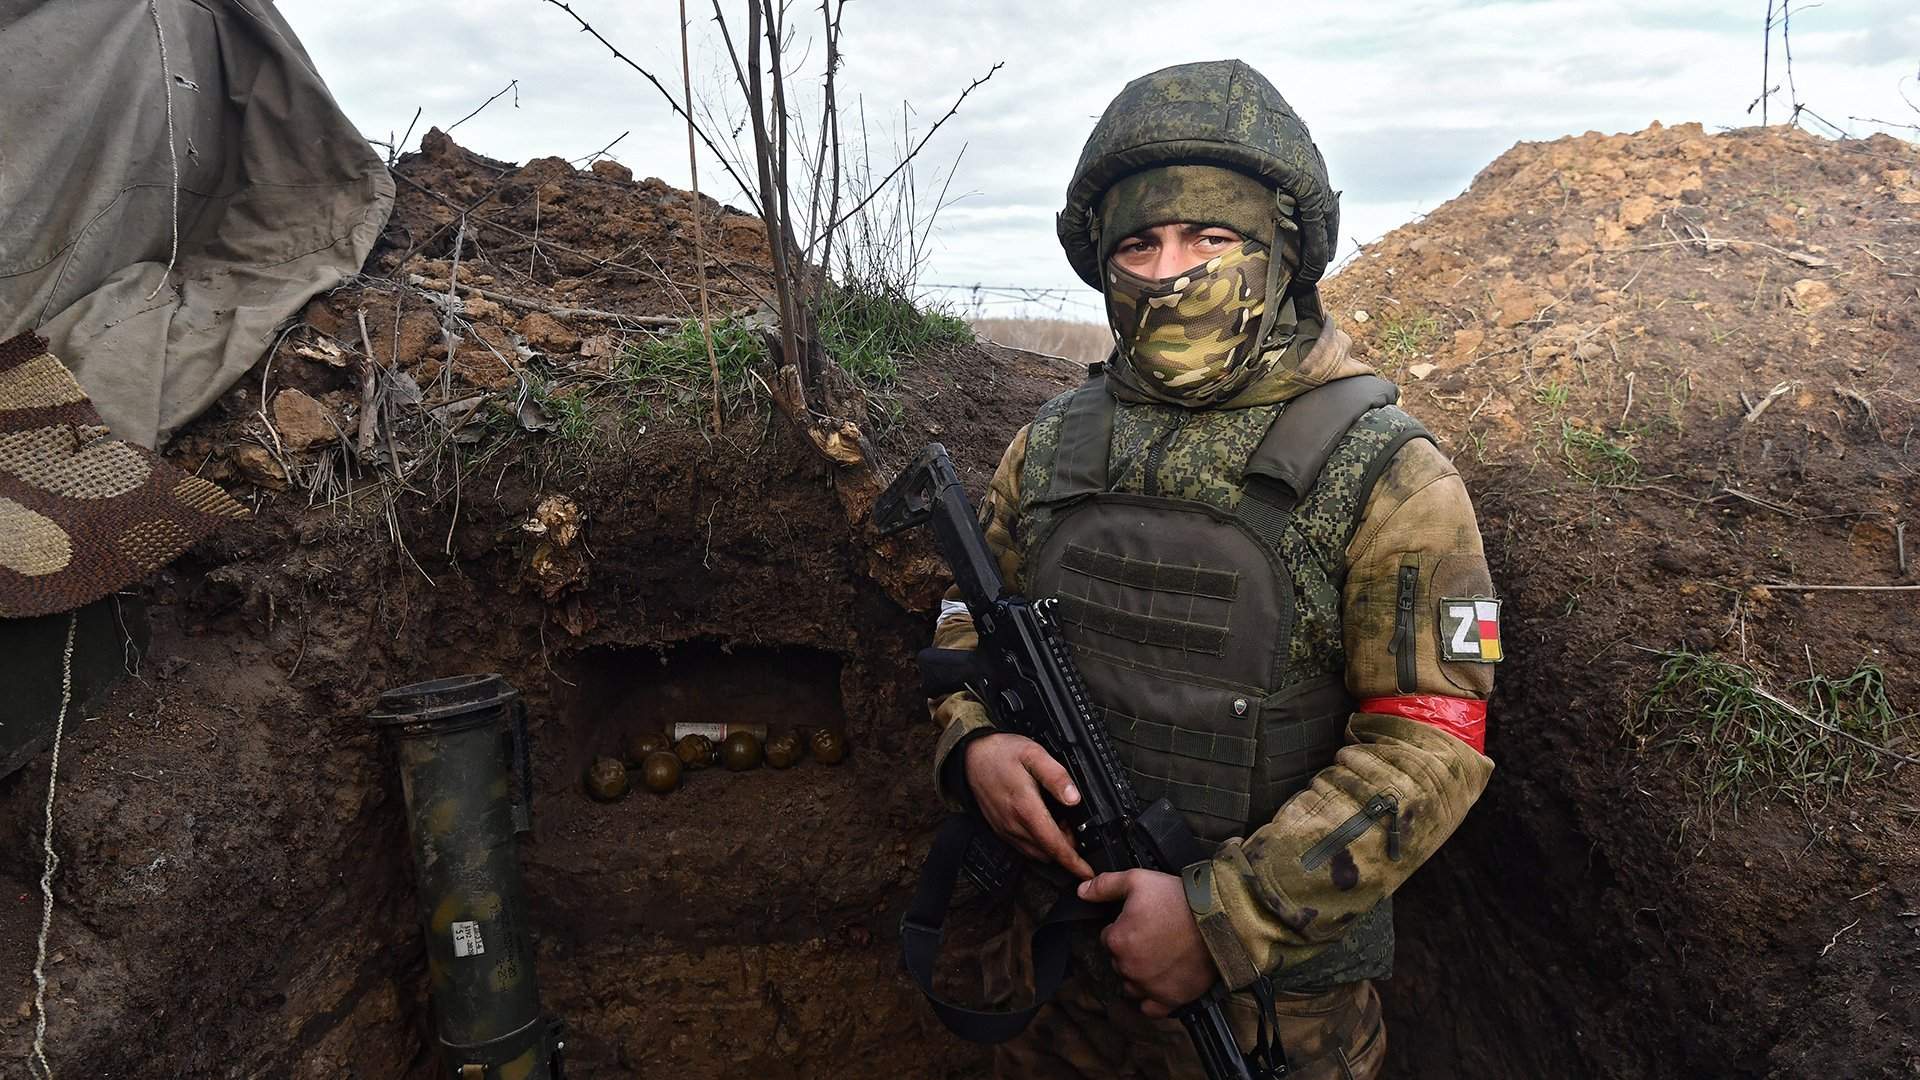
[1055,593,1230,657]
[1060,542,1240,601]
[1015,374,1440,995]
[1019,373,1432,994]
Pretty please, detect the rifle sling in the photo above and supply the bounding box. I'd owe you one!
[899,814,1105,1044]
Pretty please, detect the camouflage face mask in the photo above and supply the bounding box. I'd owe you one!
[1104,240,1294,407]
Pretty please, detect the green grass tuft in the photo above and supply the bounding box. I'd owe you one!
[1633,650,1910,818]
[1559,423,1641,485]
[816,282,973,386]
[623,317,765,389]
[460,288,969,461]
[1374,310,1444,363]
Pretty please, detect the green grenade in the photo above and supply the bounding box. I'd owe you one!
[810,728,847,765]
[585,755,629,801]
[764,733,802,769]
[721,731,763,771]
[625,730,671,766]
[639,751,682,794]
[674,733,716,770]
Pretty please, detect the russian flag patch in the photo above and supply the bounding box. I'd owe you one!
[1440,597,1503,663]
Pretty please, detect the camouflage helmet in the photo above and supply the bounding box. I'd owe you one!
[1057,60,1339,291]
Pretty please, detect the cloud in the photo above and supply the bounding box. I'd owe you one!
[281,0,1918,317]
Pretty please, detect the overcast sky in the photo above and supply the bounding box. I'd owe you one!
[282,0,1919,320]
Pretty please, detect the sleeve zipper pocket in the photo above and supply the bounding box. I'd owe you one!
[1388,563,1419,693]
[1300,793,1402,872]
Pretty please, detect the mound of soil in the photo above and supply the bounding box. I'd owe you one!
[2,124,1914,1078]
[1323,122,1920,1078]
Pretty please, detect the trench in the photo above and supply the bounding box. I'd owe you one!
[0,421,1677,1080]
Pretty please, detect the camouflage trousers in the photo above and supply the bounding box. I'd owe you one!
[981,907,1386,1080]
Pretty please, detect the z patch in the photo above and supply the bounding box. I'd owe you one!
[1439,598,1503,663]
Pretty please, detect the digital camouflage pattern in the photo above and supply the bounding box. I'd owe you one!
[1014,368,1419,990]
[1277,406,1435,684]
[1103,241,1287,407]
[1096,165,1291,267]
[930,57,1495,1078]
[927,339,1494,1056]
[1058,60,1339,294]
[1062,62,1344,412]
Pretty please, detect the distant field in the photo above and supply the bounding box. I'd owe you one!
[971,317,1111,366]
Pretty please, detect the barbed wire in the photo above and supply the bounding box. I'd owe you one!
[916,282,1100,318]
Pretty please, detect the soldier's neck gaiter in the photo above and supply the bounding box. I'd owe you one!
[1103,241,1296,407]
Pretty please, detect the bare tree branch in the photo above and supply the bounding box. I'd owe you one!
[1848,115,1920,132]
[742,1,804,385]
[804,60,1002,258]
[572,130,630,165]
[680,0,725,433]
[537,0,763,216]
[447,79,519,131]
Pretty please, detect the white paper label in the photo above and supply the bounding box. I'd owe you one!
[451,920,485,958]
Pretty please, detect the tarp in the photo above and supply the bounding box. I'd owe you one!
[0,0,393,448]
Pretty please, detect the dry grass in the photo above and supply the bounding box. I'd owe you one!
[972,317,1111,366]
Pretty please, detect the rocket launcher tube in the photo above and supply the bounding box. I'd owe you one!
[371,674,566,1079]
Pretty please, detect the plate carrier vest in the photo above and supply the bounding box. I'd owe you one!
[1015,368,1431,989]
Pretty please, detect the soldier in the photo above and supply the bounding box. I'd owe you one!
[928,60,1500,1078]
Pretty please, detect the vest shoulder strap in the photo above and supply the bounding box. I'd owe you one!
[1043,370,1117,501]
[1242,375,1400,509]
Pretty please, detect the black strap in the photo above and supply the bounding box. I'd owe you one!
[1042,374,1117,503]
[900,815,1106,1044]
[1246,976,1290,1076]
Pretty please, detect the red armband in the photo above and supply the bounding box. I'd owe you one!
[1357,695,1487,753]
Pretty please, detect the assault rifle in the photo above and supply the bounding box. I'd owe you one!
[873,443,1289,1080]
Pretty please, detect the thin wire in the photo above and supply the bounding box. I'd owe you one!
[143,0,180,302]
[28,611,79,1080]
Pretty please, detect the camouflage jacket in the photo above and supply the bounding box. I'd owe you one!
[929,326,1498,989]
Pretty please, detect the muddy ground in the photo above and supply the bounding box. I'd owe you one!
[2,124,1916,1078]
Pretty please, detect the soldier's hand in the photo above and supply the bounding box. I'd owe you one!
[963,733,1094,880]
[1080,869,1218,1017]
